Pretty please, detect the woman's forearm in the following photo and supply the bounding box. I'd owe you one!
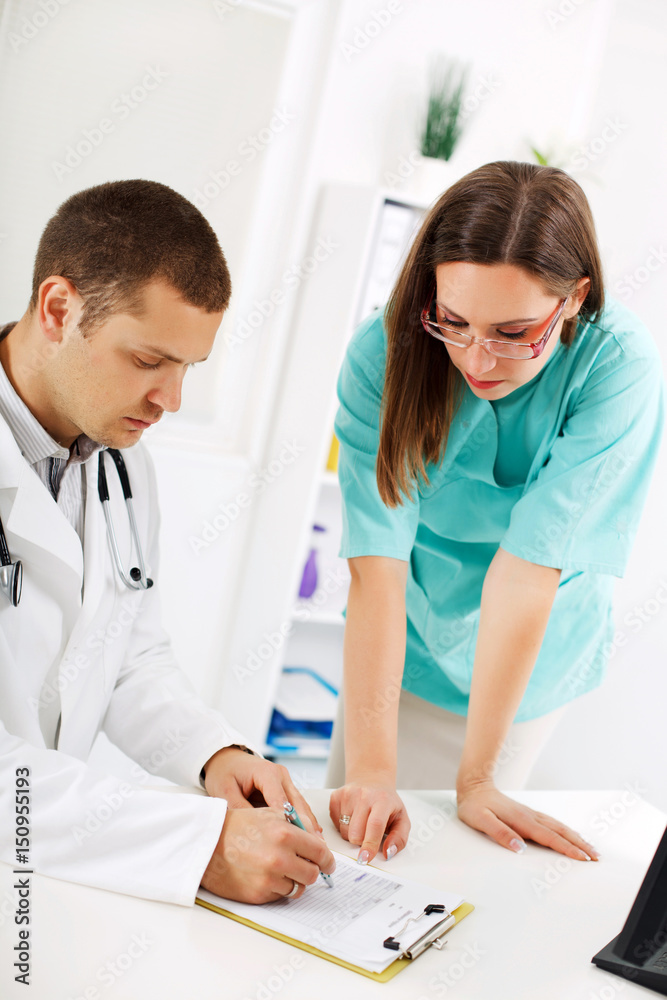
[457,547,561,793]
[343,556,408,782]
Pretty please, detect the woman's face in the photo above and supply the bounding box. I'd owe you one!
[434,262,590,399]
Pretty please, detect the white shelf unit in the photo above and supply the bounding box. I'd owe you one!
[219,184,426,759]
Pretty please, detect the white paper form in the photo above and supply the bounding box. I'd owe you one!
[197,852,464,973]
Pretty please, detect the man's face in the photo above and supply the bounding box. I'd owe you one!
[46,280,223,448]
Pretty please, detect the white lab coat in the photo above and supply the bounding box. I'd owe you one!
[0,414,255,905]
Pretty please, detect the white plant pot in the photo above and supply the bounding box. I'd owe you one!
[409,155,463,207]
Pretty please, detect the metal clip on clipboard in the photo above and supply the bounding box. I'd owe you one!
[383,904,457,960]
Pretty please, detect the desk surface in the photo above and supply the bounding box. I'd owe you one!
[1,789,665,1000]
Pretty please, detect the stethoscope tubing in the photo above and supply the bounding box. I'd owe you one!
[0,447,152,605]
[98,449,153,591]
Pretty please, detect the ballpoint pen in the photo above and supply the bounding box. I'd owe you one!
[283,801,334,888]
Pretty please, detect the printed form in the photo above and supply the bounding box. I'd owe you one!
[197,852,464,973]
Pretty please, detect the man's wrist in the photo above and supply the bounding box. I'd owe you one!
[200,744,255,785]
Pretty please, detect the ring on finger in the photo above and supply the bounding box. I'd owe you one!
[284,879,300,899]
[339,814,351,825]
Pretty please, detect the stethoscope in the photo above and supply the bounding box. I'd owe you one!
[0,448,153,607]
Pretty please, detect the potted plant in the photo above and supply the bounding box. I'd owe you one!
[411,57,469,203]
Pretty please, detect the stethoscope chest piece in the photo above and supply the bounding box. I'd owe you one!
[0,447,153,606]
[98,449,153,591]
[0,559,22,606]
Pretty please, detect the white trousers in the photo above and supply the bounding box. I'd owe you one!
[325,687,567,791]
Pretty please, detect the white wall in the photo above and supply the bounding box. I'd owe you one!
[0,0,664,803]
[294,0,667,807]
[0,0,335,702]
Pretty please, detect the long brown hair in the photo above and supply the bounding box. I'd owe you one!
[378,160,605,506]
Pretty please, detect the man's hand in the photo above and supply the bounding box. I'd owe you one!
[201,806,336,904]
[456,780,600,861]
[203,747,322,833]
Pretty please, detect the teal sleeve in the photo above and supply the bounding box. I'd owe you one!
[335,316,420,561]
[500,355,665,576]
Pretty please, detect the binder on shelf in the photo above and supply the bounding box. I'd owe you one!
[325,432,339,473]
[266,666,338,755]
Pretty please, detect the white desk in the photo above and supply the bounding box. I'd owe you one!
[1,790,665,1000]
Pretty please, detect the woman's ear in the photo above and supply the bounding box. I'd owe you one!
[574,278,591,312]
[567,276,591,316]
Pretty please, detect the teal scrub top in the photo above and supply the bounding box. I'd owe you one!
[334,296,665,721]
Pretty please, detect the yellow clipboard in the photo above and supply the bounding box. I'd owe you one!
[195,895,474,983]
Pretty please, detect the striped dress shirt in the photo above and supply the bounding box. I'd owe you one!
[0,322,102,543]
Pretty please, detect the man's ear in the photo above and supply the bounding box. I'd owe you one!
[37,276,83,344]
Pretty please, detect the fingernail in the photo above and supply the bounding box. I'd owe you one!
[385,844,398,861]
[509,838,526,854]
[316,830,325,839]
[357,850,370,865]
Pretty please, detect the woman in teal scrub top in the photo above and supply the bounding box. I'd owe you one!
[327,161,664,866]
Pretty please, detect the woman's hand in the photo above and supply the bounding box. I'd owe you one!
[456,781,600,861]
[329,778,411,863]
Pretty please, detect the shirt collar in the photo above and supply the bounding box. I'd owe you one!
[0,321,101,467]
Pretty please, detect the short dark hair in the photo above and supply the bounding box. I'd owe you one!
[29,179,231,334]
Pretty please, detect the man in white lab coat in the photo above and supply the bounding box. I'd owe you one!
[0,179,334,906]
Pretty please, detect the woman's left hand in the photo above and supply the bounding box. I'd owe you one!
[456,781,600,861]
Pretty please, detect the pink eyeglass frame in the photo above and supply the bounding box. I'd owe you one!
[421,293,569,359]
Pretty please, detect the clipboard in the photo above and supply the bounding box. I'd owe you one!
[195,856,474,983]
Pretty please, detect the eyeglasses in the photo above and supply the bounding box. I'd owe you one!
[421,294,568,360]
